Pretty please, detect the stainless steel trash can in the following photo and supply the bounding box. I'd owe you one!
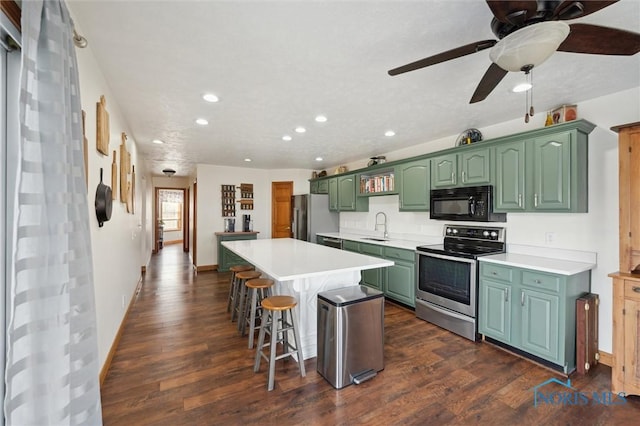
[317,285,384,389]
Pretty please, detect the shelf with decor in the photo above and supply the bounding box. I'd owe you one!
[221,184,236,217]
[237,183,254,210]
[358,167,397,196]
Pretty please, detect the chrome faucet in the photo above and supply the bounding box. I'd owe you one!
[375,212,388,239]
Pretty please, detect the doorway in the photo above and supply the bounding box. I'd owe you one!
[155,188,188,252]
[271,181,293,238]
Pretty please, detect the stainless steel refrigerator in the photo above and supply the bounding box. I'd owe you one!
[292,194,339,243]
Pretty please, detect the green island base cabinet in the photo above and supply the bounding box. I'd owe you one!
[343,240,415,307]
[215,232,258,272]
[478,261,590,373]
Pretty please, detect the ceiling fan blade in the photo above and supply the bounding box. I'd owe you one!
[470,63,509,104]
[558,23,640,55]
[388,40,497,76]
[486,1,538,24]
[554,1,618,20]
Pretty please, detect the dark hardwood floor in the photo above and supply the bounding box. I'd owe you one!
[101,245,640,425]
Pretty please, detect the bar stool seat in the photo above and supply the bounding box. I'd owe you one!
[254,295,306,391]
[241,278,275,348]
[233,270,262,323]
[227,265,254,314]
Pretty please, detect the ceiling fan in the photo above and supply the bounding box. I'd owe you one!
[388,1,640,105]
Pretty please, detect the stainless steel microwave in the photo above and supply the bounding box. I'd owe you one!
[430,185,506,222]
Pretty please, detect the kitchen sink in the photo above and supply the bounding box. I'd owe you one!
[361,237,389,242]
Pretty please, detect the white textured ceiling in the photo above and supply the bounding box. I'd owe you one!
[68,0,640,177]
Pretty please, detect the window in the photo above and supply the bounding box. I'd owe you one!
[161,201,182,231]
[158,189,184,231]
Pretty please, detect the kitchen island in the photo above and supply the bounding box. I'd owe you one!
[221,238,394,359]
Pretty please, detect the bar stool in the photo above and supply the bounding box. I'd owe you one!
[253,295,306,391]
[232,270,261,323]
[227,265,254,314]
[241,278,275,348]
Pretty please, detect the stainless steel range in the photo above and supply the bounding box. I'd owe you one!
[415,224,505,341]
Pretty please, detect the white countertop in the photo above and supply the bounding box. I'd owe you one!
[222,238,394,281]
[316,232,439,251]
[479,253,596,275]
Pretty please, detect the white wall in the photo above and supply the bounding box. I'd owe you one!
[196,165,312,267]
[74,38,149,369]
[339,87,640,354]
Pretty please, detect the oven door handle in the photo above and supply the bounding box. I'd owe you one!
[416,251,477,264]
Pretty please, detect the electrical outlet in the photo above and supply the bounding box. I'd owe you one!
[545,232,557,244]
[121,295,126,309]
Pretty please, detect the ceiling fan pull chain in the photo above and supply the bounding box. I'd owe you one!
[529,71,534,117]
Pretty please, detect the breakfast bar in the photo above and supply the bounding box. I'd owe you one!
[221,238,394,359]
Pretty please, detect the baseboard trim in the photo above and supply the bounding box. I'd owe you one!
[598,351,613,367]
[197,264,217,272]
[99,276,143,386]
[164,240,183,246]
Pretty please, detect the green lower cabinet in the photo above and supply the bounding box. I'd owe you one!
[341,241,414,305]
[384,260,415,306]
[216,233,257,272]
[478,261,589,373]
[521,289,559,361]
[382,246,415,307]
[478,279,512,343]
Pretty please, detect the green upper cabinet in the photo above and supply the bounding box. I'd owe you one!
[494,141,527,211]
[399,159,430,211]
[328,178,338,211]
[317,179,329,194]
[310,178,329,194]
[529,132,572,210]
[494,124,591,213]
[431,153,457,188]
[329,174,368,212]
[431,147,491,188]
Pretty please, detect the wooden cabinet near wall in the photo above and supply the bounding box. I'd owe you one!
[609,122,640,397]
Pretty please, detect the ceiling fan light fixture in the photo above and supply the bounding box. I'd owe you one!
[162,168,176,177]
[512,82,532,93]
[489,21,570,72]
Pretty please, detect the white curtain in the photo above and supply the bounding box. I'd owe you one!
[5,1,102,424]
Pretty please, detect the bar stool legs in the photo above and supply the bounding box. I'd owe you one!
[227,265,254,314]
[254,296,306,391]
[232,270,261,323]
[241,278,274,348]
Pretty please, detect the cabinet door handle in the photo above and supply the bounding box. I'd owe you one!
[462,171,466,183]
[534,193,538,207]
[521,291,525,306]
[452,172,456,185]
[505,288,509,302]
[518,194,522,207]
[633,286,640,293]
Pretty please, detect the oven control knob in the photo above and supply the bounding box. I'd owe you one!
[490,231,498,238]
[446,228,452,234]
[482,231,489,237]
[451,228,458,234]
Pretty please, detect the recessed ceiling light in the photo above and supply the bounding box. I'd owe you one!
[315,115,327,123]
[385,130,396,137]
[196,118,209,125]
[282,135,292,141]
[203,93,219,103]
[315,157,323,162]
[512,82,533,93]
[295,126,306,133]
[244,158,252,162]
[152,139,164,144]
